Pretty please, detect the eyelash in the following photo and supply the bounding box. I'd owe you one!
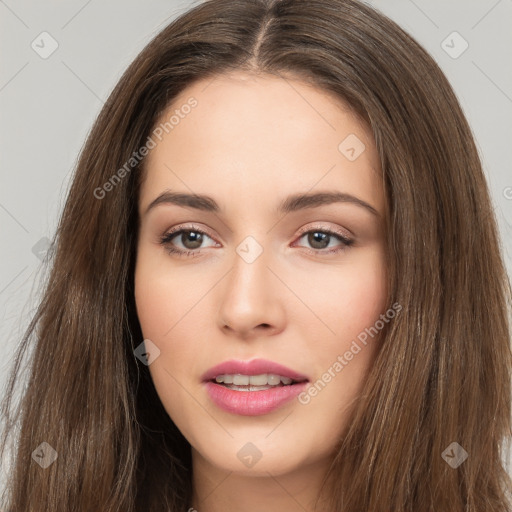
[159,223,354,259]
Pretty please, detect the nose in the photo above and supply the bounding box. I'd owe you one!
[216,247,285,338]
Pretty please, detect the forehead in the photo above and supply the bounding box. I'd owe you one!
[139,71,384,217]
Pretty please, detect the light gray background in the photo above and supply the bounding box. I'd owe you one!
[1,0,511,487]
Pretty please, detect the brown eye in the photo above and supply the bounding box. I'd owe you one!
[305,231,331,250]
[170,230,205,250]
[295,228,354,255]
[159,225,217,258]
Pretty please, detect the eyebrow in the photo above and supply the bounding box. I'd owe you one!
[144,190,380,217]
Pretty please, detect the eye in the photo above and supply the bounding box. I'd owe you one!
[293,225,354,255]
[159,224,217,258]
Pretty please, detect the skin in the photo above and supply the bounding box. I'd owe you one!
[134,71,388,512]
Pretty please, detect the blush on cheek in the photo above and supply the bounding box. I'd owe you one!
[320,272,387,340]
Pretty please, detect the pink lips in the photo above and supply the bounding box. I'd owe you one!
[201,358,310,416]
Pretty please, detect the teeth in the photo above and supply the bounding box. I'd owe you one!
[214,374,294,386]
[233,374,250,385]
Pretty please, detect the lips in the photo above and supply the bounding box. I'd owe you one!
[201,358,309,383]
[204,380,309,416]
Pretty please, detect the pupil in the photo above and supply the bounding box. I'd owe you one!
[309,232,328,249]
[183,231,202,249]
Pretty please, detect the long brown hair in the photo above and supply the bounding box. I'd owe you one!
[1,0,511,510]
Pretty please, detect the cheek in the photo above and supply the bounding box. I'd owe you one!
[134,243,175,364]
[302,250,387,396]
[134,270,169,339]
[343,261,387,332]
[306,249,387,338]
[133,254,200,423]
[298,263,387,419]
[134,242,187,337]
[134,241,210,359]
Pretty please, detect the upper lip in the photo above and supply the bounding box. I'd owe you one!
[201,358,309,383]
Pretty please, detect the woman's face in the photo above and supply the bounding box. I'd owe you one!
[135,71,387,477]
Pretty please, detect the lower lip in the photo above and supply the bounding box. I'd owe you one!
[204,381,309,416]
